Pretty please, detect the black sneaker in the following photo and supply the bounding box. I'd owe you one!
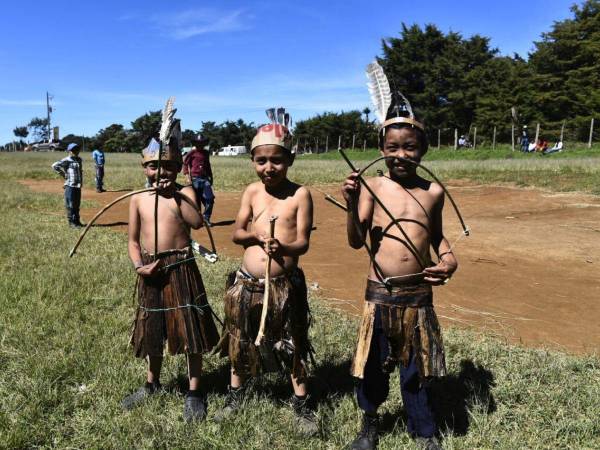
[213,385,245,423]
[350,413,379,450]
[415,436,442,450]
[121,382,162,410]
[289,394,319,437]
[183,391,208,422]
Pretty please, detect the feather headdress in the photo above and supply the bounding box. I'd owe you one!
[159,96,177,145]
[365,60,424,131]
[251,107,293,152]
[366,61,392,124]
[141,96,182,164]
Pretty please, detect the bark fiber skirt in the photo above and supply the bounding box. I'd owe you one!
[130,248,219,358]
[216,268,313,380]
[351,279,446,380]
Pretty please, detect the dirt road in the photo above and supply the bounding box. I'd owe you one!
[23,179,600,354]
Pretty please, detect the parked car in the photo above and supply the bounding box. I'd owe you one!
[32,142,61,151]
[218,145,247,156]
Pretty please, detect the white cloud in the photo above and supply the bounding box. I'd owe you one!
[152,8,250,40]
[0,98,47,107]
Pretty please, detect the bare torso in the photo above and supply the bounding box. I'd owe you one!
[365,176,443,282]
[240,181,309,278]
[133,187,195,253]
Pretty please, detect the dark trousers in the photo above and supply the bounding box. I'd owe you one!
[356,310,437,438]
[95,165,104,190]
[191,177,215,221]
[64,186,81,224]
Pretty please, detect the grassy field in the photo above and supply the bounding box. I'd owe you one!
[0,152,599,448]
[3,144,600,195]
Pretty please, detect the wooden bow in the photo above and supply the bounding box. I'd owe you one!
[338,149,470,284]
[254,215,278,347]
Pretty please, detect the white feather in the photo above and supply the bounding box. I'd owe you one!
[159,97,176,144]
[366,61,392,124]
[397,91,414,119]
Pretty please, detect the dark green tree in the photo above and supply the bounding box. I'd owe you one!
[27,117,50,142]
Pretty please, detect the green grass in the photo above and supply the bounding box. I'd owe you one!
[0,154,599,448]
[3,145,600,195]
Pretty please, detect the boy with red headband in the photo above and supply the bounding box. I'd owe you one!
[214,109,318,436]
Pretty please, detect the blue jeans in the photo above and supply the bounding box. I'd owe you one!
[191,177,215,221]
[95,165,104,190]
[64,186,81,224]
[356,310,437,438]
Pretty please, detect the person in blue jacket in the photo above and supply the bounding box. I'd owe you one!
[92,148,106,192]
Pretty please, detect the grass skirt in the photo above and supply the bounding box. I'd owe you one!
[216,268,313,381]
[130,248,219,358]
[351,279,446,379]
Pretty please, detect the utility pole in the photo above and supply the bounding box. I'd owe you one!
[46,92,52,143]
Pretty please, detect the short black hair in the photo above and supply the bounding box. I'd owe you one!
[378,122,429,154]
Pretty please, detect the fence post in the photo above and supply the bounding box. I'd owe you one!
[492,126,496,150]
[511,124,515,151]
[437,129,441,150]
[352,134,356,150]
[454,128,458,150]
[473,127,477,150]
[589,118,595,148]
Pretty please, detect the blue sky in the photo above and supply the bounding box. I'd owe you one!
[0,0,578,144]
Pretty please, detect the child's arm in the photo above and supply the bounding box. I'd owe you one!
[342,172,374,249]
[266,187,313,257]
[232,186,262,248]
[128,194,160,277]
[176,186,203,229]
[51,158,67,178]
[423,192,458,285]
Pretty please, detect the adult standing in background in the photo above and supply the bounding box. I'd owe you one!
[183,134,215,225]
[92,147,106,192]
[520,126,529,153]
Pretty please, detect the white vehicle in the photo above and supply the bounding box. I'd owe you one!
[218,145,247,156]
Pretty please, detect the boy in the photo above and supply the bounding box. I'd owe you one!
[122,122,220,422]
[214,114,317,436]
[52,142,83,228]
[342,103,457,449]
[92,147,105,192]
[183,133,215,225]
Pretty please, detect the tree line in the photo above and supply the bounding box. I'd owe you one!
[4,0,598,151]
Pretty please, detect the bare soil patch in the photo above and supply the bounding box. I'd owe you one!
[21,179,600,354]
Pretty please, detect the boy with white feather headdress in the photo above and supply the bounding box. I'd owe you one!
[122,98,220,423]
[341,62,457,450]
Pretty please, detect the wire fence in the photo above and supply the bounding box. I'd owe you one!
[291,117,597,153]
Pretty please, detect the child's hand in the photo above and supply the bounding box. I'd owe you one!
[423,260,457,285]
[155,179,175,194]
[342,171,361,202]
[135,260,162,277]
[257,234,281,257]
